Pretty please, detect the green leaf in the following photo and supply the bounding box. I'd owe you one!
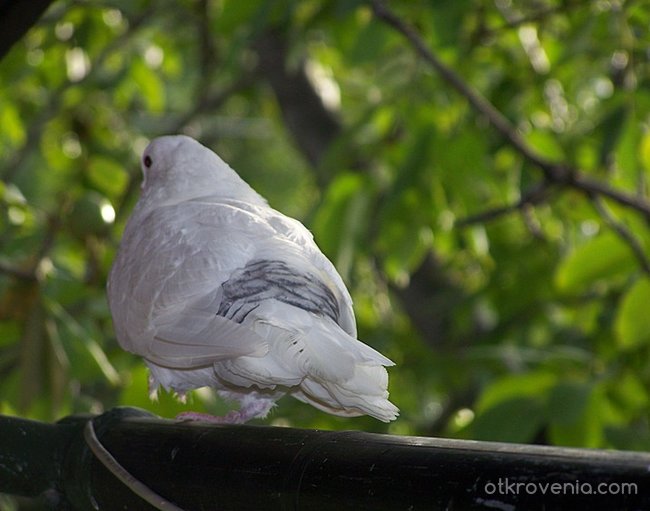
[547,384,604,447]
[554,232,636,293]
[377,189,433,283]
[547,381,592,425]
[87,156,129,198]
[347,19,389,64]
[471,397,545,443]
[605,424,650,451]
[45,299,120,386]
[615,278,650,348]
[312,173,368,260]
[524,131,564,161]
[216,0,271,33]
[608,371,648,413]
[375,127,437,282]
[0,320,21,348]
[608,108,642,189]
[476,371,557,413]
[131,58,165,112]
[0,102,26,145]
[435,127,490,209]
[639,131,650,173]
[599,105,628,167]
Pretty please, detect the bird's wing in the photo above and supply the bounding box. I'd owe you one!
[224,199,358,336]
[117,201,278,368]
[114,197,357,369]
[149,309,268,368]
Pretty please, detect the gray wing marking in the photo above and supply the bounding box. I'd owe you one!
[217,259,340,324]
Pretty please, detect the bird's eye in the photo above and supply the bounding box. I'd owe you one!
[144,155,153,168]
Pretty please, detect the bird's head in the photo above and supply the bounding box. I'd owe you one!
[138,135,264,205]
[141,135,215,191]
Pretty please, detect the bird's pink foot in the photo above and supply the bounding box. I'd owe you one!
[175,399,274,424]
[175,410,247,424]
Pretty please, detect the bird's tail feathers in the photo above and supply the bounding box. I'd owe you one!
[295,368,399,422]
[215,311,400,422]
[293,318,399,422]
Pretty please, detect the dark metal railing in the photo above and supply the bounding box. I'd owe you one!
[1,407,649,510]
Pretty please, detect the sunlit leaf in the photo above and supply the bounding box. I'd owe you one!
[608,371,648,414]
[45,299,120,386]
[87,156,129,198]
[312,172,369,260]
[131,58,165,112]
[554,232,636,293]
[0,103,26,145]
[639,131,650,174]
[476,371,557,413]
[524,131,564,161]
[615,278,650,348]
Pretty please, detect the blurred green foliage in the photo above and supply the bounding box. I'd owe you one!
[1,0,650,454]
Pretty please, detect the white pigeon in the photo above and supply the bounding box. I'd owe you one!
[107,135,399,423]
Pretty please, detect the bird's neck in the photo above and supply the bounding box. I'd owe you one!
[138,178,267,212]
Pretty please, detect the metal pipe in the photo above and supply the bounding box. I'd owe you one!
[1,407,649,510]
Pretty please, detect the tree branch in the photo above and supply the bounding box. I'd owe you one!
[456,181,551,228]
[369,0,650,221]
[253,28,341,185]
[590,196,650,276]
[0,0,56,60]
[0,261,36,281]
[369,0,542,162]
